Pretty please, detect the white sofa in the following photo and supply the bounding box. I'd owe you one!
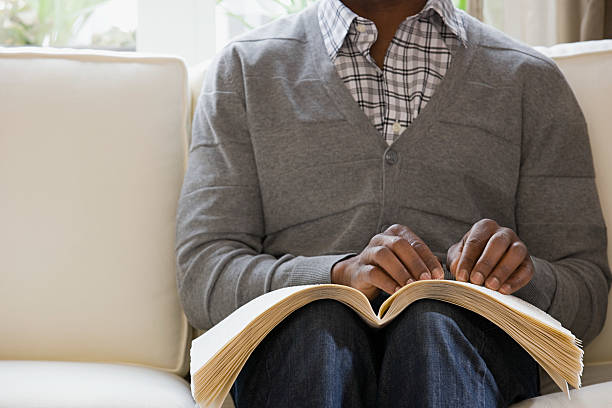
[0,40,611,407]
[0,49,195,407]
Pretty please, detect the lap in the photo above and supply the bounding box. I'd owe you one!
[232,296,539,407]
[231,299,378,408]
[380,299,539,406]
[383,297,503,343]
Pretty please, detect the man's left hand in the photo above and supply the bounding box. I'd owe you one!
[446,219,534,295]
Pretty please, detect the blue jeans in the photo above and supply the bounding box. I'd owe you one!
[230,297,539,407]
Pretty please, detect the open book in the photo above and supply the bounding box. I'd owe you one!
[190,280,583,408]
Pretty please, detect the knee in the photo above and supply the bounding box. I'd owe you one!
[234,300,377,407]
[398,298,461,324]
[267,299,369,349]
[252,299,374,375]
[386,299,471,345]
[283,299,363,337]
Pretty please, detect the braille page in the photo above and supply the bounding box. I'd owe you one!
[190,285,314,378]
[449,281,569,333]
[380,280,569,334]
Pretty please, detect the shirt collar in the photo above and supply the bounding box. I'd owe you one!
[318,0,467,61]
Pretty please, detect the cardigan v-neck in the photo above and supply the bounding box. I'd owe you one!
[305,4,480,152]
[317,0,467,144]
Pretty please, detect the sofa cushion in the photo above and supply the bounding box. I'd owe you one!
[0,48,191,374]
[0,361,195,408]
[511,381,612,407]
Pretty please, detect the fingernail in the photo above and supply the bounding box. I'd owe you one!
[457,269,468,282]
[486,277,500,290]
[406,278,415,285]
[471,271,484,285]
[433,267,444,279]
[419,272,432,280]
[394,286,401,293]
[500,284,512,294]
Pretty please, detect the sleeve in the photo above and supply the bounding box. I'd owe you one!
[512,57,611,345]
[174,49,353,330]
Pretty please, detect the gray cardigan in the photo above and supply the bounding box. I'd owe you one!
[175,5,611,344]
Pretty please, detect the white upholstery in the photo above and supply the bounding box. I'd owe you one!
[0,361,195,408]
[0,48,191,374]
[512,382,612,408]
[188,59,210,128]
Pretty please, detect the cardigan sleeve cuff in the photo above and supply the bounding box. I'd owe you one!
[287,253,358,286]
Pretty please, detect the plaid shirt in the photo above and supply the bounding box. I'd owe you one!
[318,0,467,145]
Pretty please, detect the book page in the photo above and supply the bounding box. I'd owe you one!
[445,281,568,332]
[191,284,376,376]
[381,280,568,333]
[190,285,311,376]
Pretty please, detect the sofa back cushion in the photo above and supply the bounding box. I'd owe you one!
[0,48,190,375]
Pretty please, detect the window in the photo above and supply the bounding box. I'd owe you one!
[0,0,136,50]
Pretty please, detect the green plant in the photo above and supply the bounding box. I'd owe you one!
[453,0,467,10]
[0,0,108,46]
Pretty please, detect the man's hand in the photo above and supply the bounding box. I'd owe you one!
[447,219,534,295]
[331,224,444,299]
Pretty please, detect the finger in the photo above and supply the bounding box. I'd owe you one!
[371,231,432,281]
[446,241,463,276]
[456,219,498,282]
[498,259,534,295]
[391,226,444,279]
[448,231,469,276]
[389,238,431,281]
[411,239,444,279]
[398,240,434,281]
[484,241,528,291]
[362,244,412,286]
[470,229,513,285]
[360,264,401,295]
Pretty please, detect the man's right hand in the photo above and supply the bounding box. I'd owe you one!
[331,224,444,299]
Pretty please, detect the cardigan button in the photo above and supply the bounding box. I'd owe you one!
[385,149,398,165]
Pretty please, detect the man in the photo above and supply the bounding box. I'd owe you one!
[175,0,611,406]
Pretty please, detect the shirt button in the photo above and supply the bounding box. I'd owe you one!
[392,121,403,134]
[356,24,366,33]
[385,149,398,165]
